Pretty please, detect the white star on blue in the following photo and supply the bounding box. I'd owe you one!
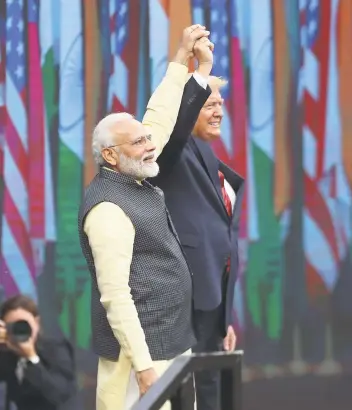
[114,0,129,55]
[6,0,26,91]
[209,0,230,97]
[306,0,319,48]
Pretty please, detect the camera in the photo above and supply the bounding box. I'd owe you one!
[6,320,32,343]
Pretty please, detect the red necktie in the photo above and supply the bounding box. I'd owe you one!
[218,171,232,274]
[218,171,232,217]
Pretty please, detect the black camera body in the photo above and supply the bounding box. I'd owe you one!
[6,320,32,343]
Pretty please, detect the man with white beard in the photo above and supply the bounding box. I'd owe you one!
[78,25,214,410]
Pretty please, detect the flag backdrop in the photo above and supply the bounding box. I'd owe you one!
[0,0,351,408]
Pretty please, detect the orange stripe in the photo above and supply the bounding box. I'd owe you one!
[337,0,352,190]
[159,0,170,16]
[168,0,195,72]
[83,0,101,187]
[272,0,291,215]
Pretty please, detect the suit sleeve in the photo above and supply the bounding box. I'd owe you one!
[23,339,75,406]
[0,348,10,380]
[157,75,211,174]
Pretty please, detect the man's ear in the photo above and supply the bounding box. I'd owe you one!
[101,148,118,167]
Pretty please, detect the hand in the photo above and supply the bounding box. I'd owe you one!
[136,367,158,397]
[194,36,214,77]
[173,24,210,66]
[0,320,36,358]
[194,36,214,66]
[223,325,237,352]
[8,337,37,359]
[0,320,7,345]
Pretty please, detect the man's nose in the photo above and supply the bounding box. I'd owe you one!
[146,138,156,152]
[214,106,223,118]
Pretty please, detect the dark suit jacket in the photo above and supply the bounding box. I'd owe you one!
[0,336,78,410]
[150,76,245,333]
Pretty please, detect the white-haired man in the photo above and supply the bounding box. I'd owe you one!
[78,25,214,410]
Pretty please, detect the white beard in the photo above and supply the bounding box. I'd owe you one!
[119,153,159,180]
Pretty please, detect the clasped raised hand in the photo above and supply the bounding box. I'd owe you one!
[174,24,210,66]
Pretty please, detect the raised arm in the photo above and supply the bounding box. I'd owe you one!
[142,25,210,157]
[156,76,211,174]
[154,36,214,174]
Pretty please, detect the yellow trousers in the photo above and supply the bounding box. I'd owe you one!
[96,349,192,410]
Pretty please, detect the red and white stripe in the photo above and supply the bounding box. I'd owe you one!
[107,0,128,113]
[1,85,36,298]
[28,0,46,276]
[0,23,4,187]
[300,0,340,295]
[1,7,36,298]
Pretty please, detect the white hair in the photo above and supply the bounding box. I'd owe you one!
[92,112,134,165]
[187,74,228,90]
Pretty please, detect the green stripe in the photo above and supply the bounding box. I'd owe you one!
[55,142,91,349]
[42,48,57,126]
[245,142,284,340]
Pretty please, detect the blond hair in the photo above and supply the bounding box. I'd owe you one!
[187,73,228,91]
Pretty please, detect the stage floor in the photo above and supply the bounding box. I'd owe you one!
[243,374,352,410]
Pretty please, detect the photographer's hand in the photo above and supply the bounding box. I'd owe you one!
[6,335,37,359]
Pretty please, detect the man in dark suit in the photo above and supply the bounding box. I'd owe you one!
[0,295,78,410]
[151,49,244,410]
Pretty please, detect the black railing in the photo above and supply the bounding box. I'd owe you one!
[132,350,243,410]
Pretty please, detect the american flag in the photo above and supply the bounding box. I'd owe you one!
[0,5,5,276]
[1,0,36,297]
[228,0,248,176]
[27,0,45,274]
[0,10,4,142]
[98,0,110,115]
[0,8,5,167]
[208,1,233,157]
[108,0,129,113]
[208,2,230,95]
[192,0,206,26]
[300,0,340,297]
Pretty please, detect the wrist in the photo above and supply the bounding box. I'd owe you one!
[27,355,40,364]
[197,62,212,77]
[137,367,153,375]
[173,48,191,67]
[23,349,37,360]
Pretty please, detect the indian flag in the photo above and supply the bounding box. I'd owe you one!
[56,0,86,345]
[246,0,284,342]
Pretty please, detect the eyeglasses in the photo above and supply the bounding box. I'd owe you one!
[106,134,152,149]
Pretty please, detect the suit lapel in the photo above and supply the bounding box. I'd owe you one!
[191,137,227,214]
[219,160,245,194]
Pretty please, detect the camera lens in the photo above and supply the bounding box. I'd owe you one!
[7,320,32,343]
